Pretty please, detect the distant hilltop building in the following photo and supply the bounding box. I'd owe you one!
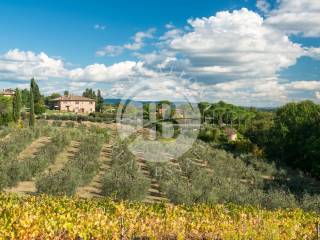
[225,128,238,141]
[0,89,15,97]
[50,95,95,114]
[157,107,185,119]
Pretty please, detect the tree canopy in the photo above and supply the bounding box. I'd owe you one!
[96,90,104,112]
[30,78,46,114]
[82,88,97,100]
[267,101,320,177]
[0,96,12,125]
[29,85,35,127]
[12,88,22,123]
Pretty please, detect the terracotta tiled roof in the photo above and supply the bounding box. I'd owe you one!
[51,95,95,102]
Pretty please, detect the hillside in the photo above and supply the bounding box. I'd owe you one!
[0,120,320,238]
[1,122,319,212]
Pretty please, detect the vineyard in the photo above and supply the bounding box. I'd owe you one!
[0,121,320,238]
[0,194,319,239]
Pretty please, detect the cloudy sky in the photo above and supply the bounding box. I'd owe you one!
[0,0,319,106]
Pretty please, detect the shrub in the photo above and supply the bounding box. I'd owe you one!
[65,121,75,128]
[37,170,79,196]
[101,165,149,201]
[52,121,62,127]
[44,113,116,124]
[198,125,220,142]
[0,126,55,189]
[101,140,150,201]
[36,130,105,195]
[144,139,320,211]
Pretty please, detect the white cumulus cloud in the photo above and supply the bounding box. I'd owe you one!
[69,61,141,82]
[124,28,156,50]
[266,0,320,37]
[284,80,320,90]
[1,5,320,106]
[96,45,124,57]
[0,49,67,80]
[97,28,156,57]
[169,8,303,80]
[256,0,271,13]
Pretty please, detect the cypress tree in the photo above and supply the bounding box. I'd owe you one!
[29,87,35,127]
[96,89,104,112]
[31,78,41,103]
[30,78,45,114]
[12,88,22,123]
[82,88,96,99]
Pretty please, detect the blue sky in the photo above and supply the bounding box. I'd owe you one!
[0,0,257,65]
[0,0,319,106]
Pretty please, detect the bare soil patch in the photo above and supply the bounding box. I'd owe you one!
[17,137,51,161]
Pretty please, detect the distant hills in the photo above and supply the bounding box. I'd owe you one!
[104,98,149,106]
[104,98,122,105]
[104,99,189,107]
[104,99,277,111]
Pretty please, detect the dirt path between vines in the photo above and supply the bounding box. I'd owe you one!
[44,140,80,174]
[76,143,113,198]
[17,137,51,160]
[5,140,80,195]
[76,129,116,198]
[134,152,169,203]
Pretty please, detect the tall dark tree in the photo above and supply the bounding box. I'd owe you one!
[267,101,320,177]
[82,88,96,100]
[0,96,13,125]
[30,78,46,114]
[198,102,211,124]
[96,89,104,112]
[20,88,30,107]
[31,78,41,103]
[214,107,225,126]
[29,87,35,127]
[12,88,22,123]
[64,90,69,96]
[245,111,275,149]
[156,100,176,120]
[44,93,61,107]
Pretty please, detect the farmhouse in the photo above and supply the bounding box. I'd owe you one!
[51,95,95,113]
[0,89,15,97]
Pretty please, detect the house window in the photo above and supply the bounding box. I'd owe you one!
[76,101,79,104]
[90,101,93,104]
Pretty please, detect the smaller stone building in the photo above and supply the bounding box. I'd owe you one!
[224,128,238,141]
[51,95,95,114]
